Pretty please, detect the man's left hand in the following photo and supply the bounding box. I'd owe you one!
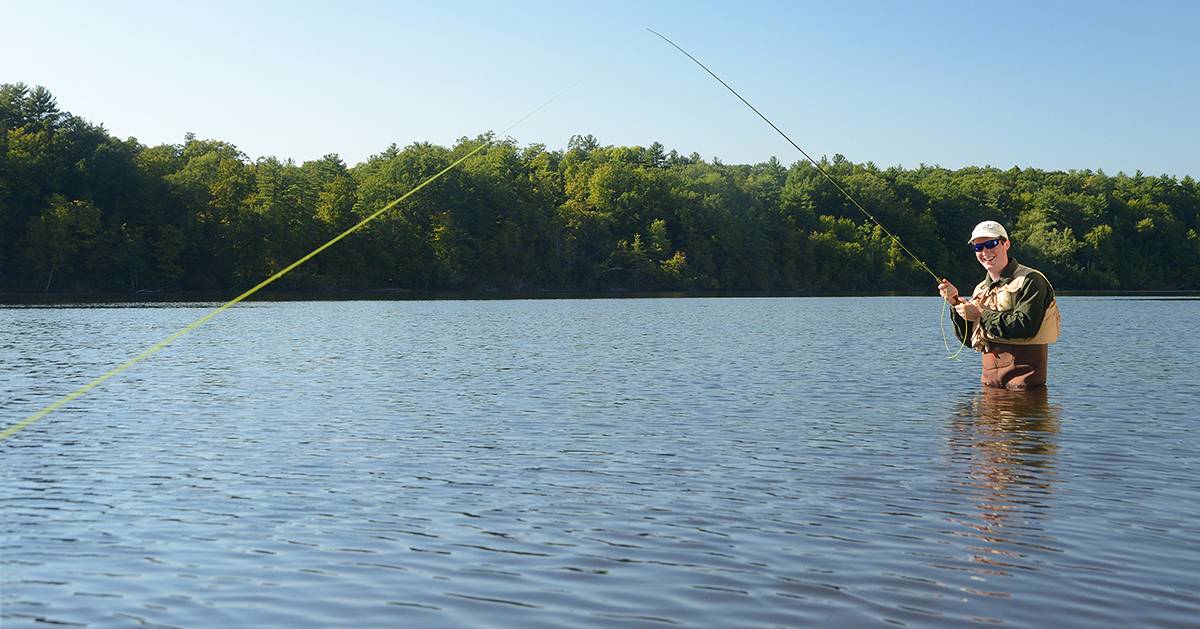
[954,301,983,321]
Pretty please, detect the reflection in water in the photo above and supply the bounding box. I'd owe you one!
[6,300,1198,627]
[947,387,1062,575]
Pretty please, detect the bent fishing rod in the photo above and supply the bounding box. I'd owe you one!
[647,28,943,284]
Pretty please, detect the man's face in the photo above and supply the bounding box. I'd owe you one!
[973,237,1010,277]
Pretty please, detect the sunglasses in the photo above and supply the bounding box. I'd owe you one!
[971,238,1003,252]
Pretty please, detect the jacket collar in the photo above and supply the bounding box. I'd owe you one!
[982,258,1020,288]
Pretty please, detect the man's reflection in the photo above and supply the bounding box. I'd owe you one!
[947,387,1061,574]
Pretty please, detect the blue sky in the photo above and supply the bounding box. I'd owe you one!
[4,0,1196,177]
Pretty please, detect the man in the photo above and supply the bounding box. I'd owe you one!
[938,220,1061,390]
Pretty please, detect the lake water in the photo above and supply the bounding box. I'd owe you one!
[2,297,1197,627]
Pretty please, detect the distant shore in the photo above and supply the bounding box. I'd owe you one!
[2,288,1197,306]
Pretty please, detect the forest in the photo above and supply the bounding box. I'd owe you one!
[2,83,1197,296]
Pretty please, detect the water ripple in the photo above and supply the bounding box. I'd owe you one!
[3,298,1199,627]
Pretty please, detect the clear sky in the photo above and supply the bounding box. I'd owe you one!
[4,0,1196,177]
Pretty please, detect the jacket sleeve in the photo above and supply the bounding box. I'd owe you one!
[978,272,1050,339]
[949,307,972,343]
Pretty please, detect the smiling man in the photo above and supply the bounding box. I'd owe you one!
[938,221,1062,390]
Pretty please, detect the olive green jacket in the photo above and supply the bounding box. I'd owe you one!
[952,259,1057,347]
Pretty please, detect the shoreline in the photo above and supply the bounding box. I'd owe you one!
[2,288,1198,305]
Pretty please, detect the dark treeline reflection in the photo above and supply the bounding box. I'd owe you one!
[3,83,1198,295]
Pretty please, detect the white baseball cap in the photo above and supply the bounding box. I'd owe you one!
[968,220,1009,242]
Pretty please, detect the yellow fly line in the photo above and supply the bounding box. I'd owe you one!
[1,90,571,443]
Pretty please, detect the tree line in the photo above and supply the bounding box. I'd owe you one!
[2,83,1197,295]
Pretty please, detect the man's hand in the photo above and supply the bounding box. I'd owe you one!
[938,279,960,305]
[954,301,983,321]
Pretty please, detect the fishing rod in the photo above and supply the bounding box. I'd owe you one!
[647,28,942,284]
[649,29,969,358]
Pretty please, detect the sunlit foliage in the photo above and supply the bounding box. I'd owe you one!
[2,85,1196,293]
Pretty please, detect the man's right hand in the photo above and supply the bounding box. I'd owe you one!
[938,279,961,305]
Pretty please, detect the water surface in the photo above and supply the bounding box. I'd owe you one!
[2,297,1197,626]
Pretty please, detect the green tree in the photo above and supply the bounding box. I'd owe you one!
[19,196,101,291]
